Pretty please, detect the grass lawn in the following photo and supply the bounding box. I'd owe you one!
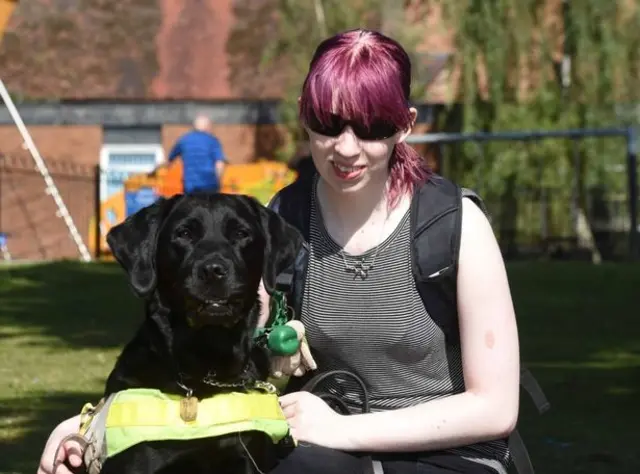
[0,260,639,474]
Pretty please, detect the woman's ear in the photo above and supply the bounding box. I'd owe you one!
[397,107,418,144]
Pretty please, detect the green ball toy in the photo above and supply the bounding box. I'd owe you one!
[267,325,300,356]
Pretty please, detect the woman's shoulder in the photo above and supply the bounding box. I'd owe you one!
[459,194,496,258]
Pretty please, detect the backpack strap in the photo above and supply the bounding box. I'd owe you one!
[410,175,464,340]
[267,174,314,314]
[460,187,489,216]
[268,174,313,242]
[410,175,491,340]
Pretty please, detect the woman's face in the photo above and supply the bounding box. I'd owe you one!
[305,108,416,196]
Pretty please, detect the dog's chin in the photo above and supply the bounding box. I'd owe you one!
[184,297,244,329]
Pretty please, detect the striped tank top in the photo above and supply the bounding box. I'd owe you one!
[300,178,509,472]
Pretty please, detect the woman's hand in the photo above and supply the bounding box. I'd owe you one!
[37,415,83,474]
[279,392,353,450]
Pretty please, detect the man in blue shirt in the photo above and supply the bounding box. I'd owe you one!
[168,114,226,194]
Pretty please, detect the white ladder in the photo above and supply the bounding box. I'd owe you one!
[0,80,92,262]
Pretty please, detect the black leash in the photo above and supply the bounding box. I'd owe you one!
[300,370,381,474]
[300,369,370,414]
[298,368,549,474]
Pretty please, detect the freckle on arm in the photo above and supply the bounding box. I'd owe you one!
[484,330,495,349]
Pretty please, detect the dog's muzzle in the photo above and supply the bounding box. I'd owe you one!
[186,299,241,328]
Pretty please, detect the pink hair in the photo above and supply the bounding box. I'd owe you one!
[299,29,430,206]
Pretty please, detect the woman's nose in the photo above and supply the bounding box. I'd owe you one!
[334,126,361,158]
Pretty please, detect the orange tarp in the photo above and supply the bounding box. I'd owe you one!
[0,0,18,42]
[89,160,297,257]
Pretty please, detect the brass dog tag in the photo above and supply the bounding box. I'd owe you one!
[180,396,199,422]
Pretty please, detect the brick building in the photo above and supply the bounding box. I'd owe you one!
[0,0,452,260]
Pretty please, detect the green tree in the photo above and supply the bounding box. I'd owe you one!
[431,0,640,261]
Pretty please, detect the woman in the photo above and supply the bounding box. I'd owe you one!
[38,29,519,474]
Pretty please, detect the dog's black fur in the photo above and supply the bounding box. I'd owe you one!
[99,193,303,474]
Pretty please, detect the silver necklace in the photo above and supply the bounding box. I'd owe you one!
[317,178,391,281]
[339,213,390,281]
[340,246,382,280]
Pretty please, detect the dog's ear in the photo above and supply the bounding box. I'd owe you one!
[106,195,181,298]
[256,201,304,295]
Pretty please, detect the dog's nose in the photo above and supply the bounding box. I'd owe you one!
[200,261,228,280]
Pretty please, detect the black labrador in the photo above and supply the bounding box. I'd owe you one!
[97,193,303,474]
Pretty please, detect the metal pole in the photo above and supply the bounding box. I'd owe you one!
[406,127,630,144]
[0,153,3,241]
[626,127,639,259]
[0,155,7,261]
[94,165,102,259]
[538,157,548,244]
[571,139,580,239]
[473,141,485,195]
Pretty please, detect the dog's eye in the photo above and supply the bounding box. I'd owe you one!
[233,228,250,240]
[176,228,193,240]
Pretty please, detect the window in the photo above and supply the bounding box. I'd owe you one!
[99,144,164,202]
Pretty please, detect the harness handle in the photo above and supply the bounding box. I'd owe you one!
[300,369,370,414]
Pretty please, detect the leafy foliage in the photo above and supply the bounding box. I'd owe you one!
[431,0,639,256]
[440,1,639,171]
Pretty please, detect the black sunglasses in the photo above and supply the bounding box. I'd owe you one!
[305,113,399,141]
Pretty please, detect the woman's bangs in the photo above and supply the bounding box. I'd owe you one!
[301,60,411,131]
[300,72,335,128]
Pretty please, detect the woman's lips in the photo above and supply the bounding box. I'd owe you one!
[331,162,366,181]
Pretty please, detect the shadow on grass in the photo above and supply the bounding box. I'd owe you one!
[508,262,640,474]
[507,261,640,365]
[0,260,140,350]
[517,365,639,474]
[0,390,100,474]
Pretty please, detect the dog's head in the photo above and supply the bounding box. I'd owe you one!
[106,193,303,331]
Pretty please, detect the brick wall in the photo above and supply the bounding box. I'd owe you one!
[0,122,292,260]
[0,126,101,260]
[0,125,103,164]
[0,152,95,260]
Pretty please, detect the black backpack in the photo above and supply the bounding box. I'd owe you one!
[268,172,549,474]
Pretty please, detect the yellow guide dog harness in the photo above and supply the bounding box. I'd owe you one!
[68,385,294,474]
